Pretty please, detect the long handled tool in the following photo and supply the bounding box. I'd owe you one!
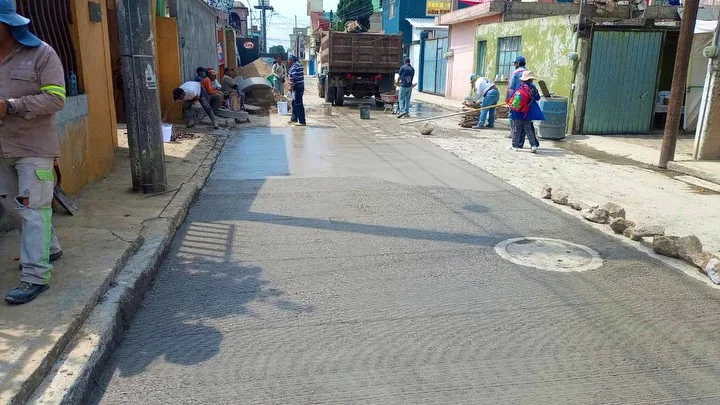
[53,160,78,215]
[400,103,506,126]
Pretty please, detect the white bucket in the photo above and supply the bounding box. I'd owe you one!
[162,124,173,143]
[277,101,289,115]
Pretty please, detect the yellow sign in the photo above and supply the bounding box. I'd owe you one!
[426,0,451,16]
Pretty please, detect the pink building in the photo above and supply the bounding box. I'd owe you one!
[437,3,503,100]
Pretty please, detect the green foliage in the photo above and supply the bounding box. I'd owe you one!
[269,45,286,55]
[336,0,372,31]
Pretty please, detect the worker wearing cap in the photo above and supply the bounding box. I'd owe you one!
[288,55,306,126]
[0,0,65,304]
[506,56,527,100]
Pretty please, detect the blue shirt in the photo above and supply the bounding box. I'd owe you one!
[289,62,304,85]
[507,66,527,96]
[509,82,545,121]
[398,64,415,88]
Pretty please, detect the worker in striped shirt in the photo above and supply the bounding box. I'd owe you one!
[288,55,306,127]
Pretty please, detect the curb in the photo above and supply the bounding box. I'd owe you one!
[667,161,720,188]
[25,134,227,404]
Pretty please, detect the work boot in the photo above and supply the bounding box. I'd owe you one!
[6,281,49,305]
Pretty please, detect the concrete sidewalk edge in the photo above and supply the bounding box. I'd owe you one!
[667,161,720,187]
[24,135,228,404]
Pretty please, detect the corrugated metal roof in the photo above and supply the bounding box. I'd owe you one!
[406,18,447,30]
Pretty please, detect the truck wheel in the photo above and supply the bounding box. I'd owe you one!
[335,87,345,106]
[325,80,334,103]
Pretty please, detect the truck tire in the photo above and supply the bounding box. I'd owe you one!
[325,80,334,103]
[335,87,345,106]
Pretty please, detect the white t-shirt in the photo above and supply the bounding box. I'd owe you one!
[474,77,496,100]
[180,81,202,100]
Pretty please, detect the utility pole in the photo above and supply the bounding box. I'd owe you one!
[659,0,700,168]
[254,0,273,53]
[116,0,167,193]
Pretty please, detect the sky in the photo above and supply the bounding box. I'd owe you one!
[247,0,340,49]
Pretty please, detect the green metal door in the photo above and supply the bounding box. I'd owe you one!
[583,31,663,134]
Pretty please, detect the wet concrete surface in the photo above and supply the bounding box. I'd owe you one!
[90,122,720,404]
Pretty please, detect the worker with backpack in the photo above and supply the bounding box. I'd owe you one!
[506,71,545,153]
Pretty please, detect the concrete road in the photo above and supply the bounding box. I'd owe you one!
[91,125,720,404]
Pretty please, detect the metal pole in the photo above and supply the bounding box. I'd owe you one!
[659,0,700,168]
[261,0,267,53]
[117,0,167,193]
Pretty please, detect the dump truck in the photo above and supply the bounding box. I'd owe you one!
[317,31,403,107]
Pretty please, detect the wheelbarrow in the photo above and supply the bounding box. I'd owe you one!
[379,92,399,114]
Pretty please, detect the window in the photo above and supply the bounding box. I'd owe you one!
[389,0,396,19]
[496,36,522,81]
[476,41,487,76]
[16,0,80,94]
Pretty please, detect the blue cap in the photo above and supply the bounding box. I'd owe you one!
[514,56,526,64]
[288,55,297,62]
[0,0,30,27]
[470,73,478,81]
[10,25,41,48]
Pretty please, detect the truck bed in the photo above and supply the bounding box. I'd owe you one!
[320,31,403,74]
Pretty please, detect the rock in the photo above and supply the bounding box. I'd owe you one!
[420,123,435,135]
[623,226,642,241]
[705,258,720,285]
[691,251,714,270]
[579,201,599,211]
[583,207,610,224]
[551,189,569,205]
[652,236,680,258]
[677,235,703,263]
[610,218,634,234]
[603,202,626,219]
[569,201,582,211]
[634,225,665,238]
[541,186,552,199]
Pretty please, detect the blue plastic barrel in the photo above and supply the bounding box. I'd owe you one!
[538,96,568,140]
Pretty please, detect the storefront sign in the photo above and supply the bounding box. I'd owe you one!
[426,0,451,16]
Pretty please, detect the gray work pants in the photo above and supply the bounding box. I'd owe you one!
[0,157,61,285]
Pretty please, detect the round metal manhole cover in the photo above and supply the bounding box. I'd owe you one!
[495,237,603,272]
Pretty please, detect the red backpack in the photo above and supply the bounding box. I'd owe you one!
[507,83,533,116]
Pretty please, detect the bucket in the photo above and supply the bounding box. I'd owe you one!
[277,101,289,115]
[161,124,173,143]
[360,105,371,120]
[321,103,332,116]
[538,96,568,140]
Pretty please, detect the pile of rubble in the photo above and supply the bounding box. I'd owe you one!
[459,106,509,128]
[542,185,720,283]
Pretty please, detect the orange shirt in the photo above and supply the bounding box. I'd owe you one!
[201,77,220,96]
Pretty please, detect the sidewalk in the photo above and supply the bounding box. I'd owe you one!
[413,90,720,187]
[0,130,225,404]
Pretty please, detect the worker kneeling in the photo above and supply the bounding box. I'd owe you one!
[173,81,219,130]
[469,74,500,129]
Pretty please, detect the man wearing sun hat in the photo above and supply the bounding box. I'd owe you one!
[0,0,66,304]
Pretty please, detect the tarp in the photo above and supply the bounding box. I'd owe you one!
[695,20,717,34]
[685,32,713,131]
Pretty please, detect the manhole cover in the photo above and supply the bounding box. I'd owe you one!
[495,237,603,272]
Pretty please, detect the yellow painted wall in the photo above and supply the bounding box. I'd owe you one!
[59,0,117,194]
[155,17,183,124]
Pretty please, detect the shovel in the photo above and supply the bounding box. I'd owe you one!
[53,160,78,215]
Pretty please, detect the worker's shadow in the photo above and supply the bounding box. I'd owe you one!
[90,223,313,396]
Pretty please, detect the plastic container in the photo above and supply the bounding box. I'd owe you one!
[360,105,371,120]
[321,103,332,116]
[277,101,289,115]
[538,96,568,140]
[161,124,173,143]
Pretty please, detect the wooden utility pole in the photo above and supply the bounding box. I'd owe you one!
[117,0,167,193]
[659,0,700,168]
